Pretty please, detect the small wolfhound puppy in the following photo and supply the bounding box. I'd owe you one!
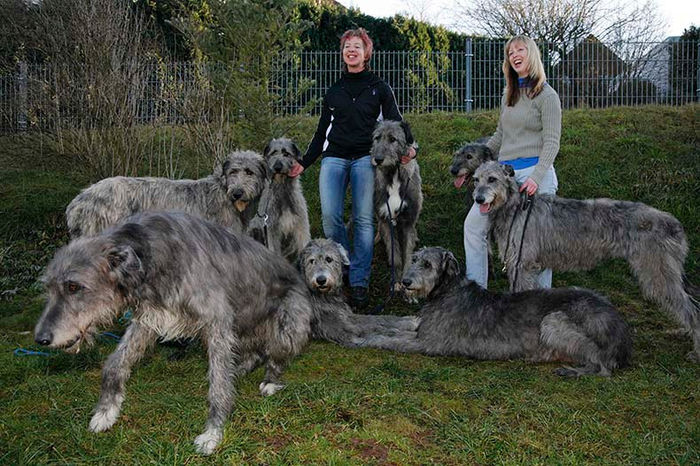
[361,247,632,377]
[34,212,312,455]
[371,120,423,285]
[472,161,699,360]
[248,138,311,261]
[298,238,419,346]
[66,150,268,237]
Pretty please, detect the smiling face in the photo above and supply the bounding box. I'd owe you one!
[342,37,366,73]
[508,40,530,78]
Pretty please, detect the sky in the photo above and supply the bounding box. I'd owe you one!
[337,0,698,38]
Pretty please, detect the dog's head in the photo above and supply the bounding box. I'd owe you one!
[263,138,302,183]
[402,247,460,299]
[214,150,268,212]
[450,142,494,189]
[34,234,146,353]
[297,238,349,294]
[370,120,415,168]
[472,161,517,214]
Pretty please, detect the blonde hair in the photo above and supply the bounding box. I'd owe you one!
[503,35,546,106]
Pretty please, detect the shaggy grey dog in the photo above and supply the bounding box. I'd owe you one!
[248,138,311,261]
[66,150,268,237]
[371,120,423,286]
[449,139,495,191]
[298,238,419,346]
[472,160,700,360]
[360,247,632,377]
[34,211,311,455]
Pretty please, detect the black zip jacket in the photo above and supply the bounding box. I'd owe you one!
[302,69,402,168]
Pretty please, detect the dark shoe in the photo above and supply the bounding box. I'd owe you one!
[350,286,369,310]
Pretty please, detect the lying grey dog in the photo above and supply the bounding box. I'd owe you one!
[360,247,633,377]
[66,150,267,237]
[298,238,419,346]
[34,211,311,454]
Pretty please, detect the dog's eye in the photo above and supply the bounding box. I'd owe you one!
[65,281,82,294]
[389,136,396,143]
[422,261,431,269]
[488,176,496,183]
[473,177,479,183]
[374,135,381,141]
[245,168,254,176]
[325,256,333,263]
[466,154,472,159]
[308,258,315,265]
[411,257,417,263]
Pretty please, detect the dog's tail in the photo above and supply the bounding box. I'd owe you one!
[355,332,425,354]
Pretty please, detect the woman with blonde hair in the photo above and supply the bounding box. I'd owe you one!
[463,35,561,289]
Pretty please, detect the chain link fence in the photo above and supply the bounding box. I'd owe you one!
[1,39,697,133]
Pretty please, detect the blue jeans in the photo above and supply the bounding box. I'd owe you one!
[463,165,558,289]
[319,156,375,288]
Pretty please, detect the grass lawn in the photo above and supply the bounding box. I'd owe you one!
[1,105,698,464]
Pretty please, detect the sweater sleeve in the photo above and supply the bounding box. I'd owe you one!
[529,89,561,185]
[486,94,506,155]
[302,95,332,168]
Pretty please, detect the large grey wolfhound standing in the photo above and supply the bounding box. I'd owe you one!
[472,160,700,360]
[34,212,312,455]
[298,238,419,346]
[248,138,311,261]
[371,120,423,285]
[361,247,632,377]
[66,150,268,237]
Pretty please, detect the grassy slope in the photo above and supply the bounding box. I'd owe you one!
[0,105,698,464]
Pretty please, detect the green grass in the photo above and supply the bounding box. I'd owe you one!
[1,105,699,464]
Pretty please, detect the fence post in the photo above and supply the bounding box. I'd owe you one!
[18,61,27,131]
[696,42,699,102]
[465,38,473,112]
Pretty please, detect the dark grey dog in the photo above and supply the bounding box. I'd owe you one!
[66,150,268,237]
[298,238,419,346]
[449,139,495,191]
[472,160,700,360]
[361,247,632,377]
[371,120,423,286]
[248,138,311,261]
[34,212,311,455]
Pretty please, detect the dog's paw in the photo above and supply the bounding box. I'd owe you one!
[686,351,700,363]
[194,428,222,455]
[88,406,120,432]
[259,382,285,396]
[553,366,580,378]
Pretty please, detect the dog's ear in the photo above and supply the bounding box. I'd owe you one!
[291,141,302,161]
[482,145,494,160]
[257,157,269,181]
[295,245,308,273]
[502,164,515,177]
[263,141,272,158]
[441,249,460,280]
[400,120,414,145]
[213,158,230,185]
[104,244,144,291]
[334,241,350,266]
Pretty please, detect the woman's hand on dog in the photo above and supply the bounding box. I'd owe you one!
[400,146,417,164]
[288,162,305,177]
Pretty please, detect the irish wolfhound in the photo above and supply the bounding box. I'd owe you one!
[34,211,311,455]
[371,120,423,286]
[247,138,311,261]
[472,160,700,360]
[298,238,419,346]
[66,150,268,237]
[361,247,632,377]
[449,139,495,191]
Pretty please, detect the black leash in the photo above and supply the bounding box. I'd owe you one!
[372,172,410,314]
[254,184,273,248]
[500,192,534,290]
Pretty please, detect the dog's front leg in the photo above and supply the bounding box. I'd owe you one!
[89,322,156,433]
[194,327,239,455]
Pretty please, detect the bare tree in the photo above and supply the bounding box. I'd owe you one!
[449,0,667,55]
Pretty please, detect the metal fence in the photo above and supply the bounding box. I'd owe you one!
[1,39,697,133]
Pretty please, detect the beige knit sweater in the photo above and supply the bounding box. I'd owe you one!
[486,83,562,185]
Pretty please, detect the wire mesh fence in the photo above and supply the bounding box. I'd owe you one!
[0,39,697,133]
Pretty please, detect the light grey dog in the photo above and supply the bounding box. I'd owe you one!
[248,138,311,261]
[371,120,423,286]
[361,247,632,377]
[298,238,419,346]
[66,150,268,237]
[472,160,700,360]
[34,211,312,455]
